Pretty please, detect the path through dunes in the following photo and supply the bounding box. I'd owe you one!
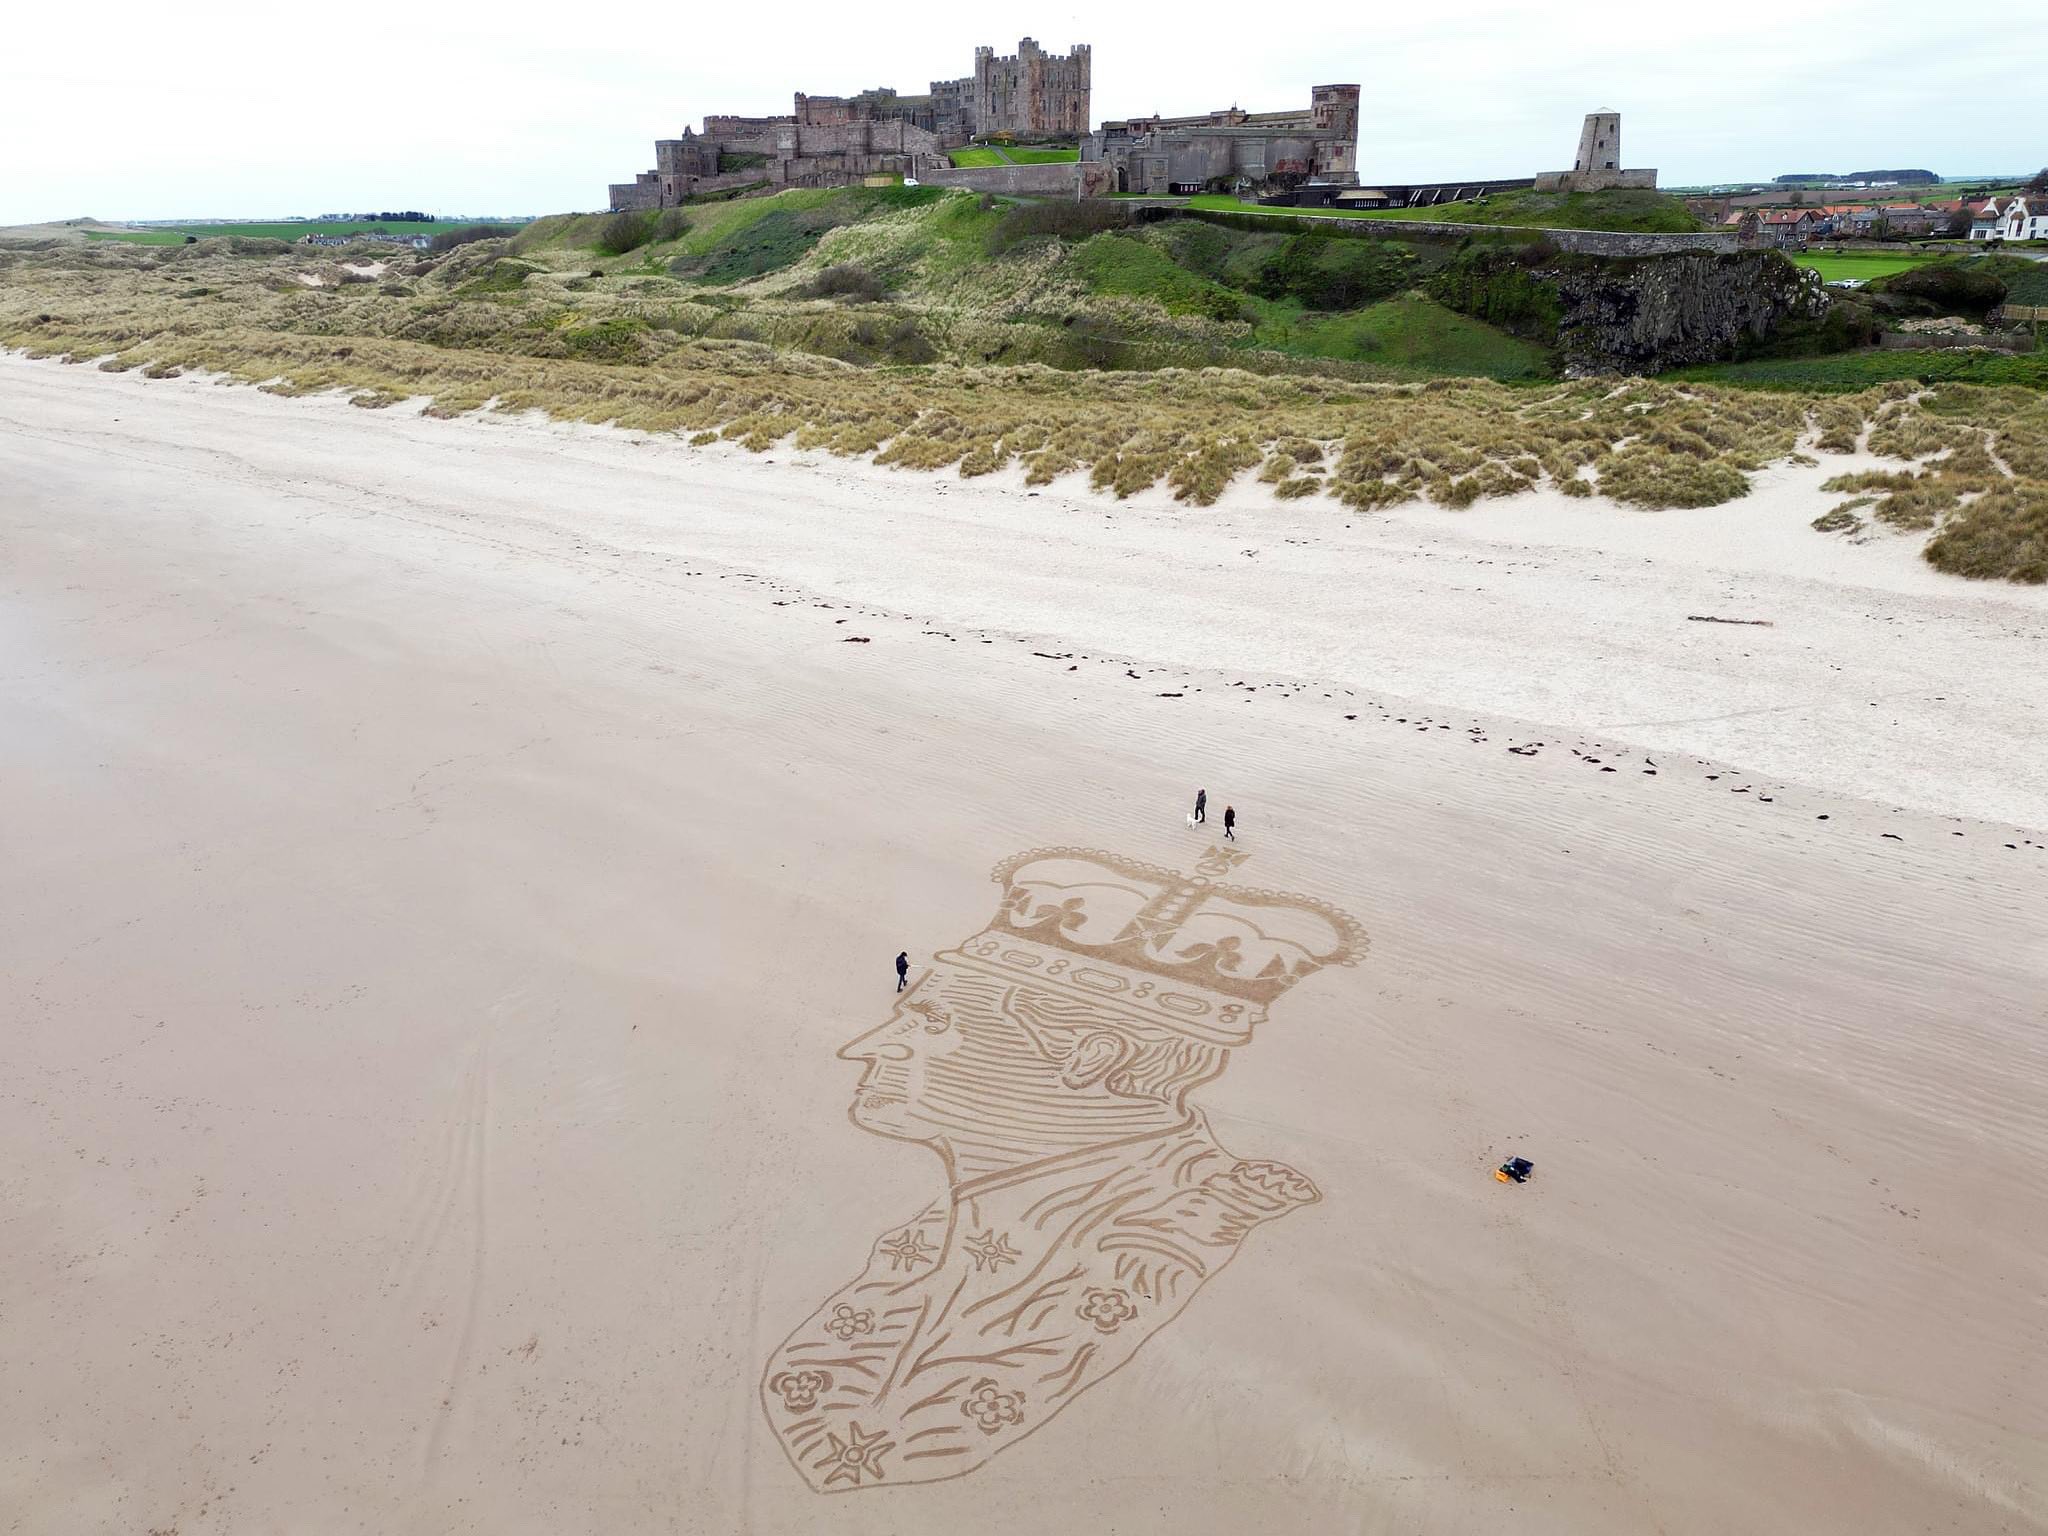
[2,357,2044,1534]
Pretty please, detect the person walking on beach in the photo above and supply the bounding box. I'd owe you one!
[1222,805,1236,841]
[1193,788,1207,824]
[896,951,910,991]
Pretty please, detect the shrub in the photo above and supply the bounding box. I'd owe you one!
[1426,249,1563,341]
[596,210,657,256]
[987,199,1131,255]
[427,223,518,255]
[1250,233,1416,311]
[1873,261,2009,316]
[810,264,887,302]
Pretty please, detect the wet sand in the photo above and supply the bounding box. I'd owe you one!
[3,354,2045,1534]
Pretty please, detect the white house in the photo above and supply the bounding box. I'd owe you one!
[1971,196,2048,241]
[1997,197,2048,241]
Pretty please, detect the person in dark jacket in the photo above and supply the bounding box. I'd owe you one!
[1222,805,1236,840]
[896,951,910,991]
[1193,788,1207,824]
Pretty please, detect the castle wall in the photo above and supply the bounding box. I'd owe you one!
[1533,168,1658,193]
[1085,85,1359,195]
[922,161,1083,196]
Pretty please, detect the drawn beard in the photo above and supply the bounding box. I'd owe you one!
[849,1061,915,1133]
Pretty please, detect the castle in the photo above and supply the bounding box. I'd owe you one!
[609,41,1091,211]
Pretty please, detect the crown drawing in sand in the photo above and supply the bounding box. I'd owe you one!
[938,845,1367,1046]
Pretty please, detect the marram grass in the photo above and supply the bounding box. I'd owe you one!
[3,232,2045,582]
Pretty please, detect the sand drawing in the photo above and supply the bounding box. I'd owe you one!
[761,845,1366,1491]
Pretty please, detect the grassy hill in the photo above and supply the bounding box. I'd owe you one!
[509,188,1551,381]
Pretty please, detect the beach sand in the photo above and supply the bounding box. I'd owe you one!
[3,352,2044,1534]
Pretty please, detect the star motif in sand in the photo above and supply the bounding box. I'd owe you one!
[962,1227,1021,1273]
[879,1228,938,1271]
[1128,913,1180,946]
[1194,845,1251,877]
[819,1421,894,1488]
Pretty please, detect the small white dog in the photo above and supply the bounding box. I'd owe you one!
[1185,812,1197,829]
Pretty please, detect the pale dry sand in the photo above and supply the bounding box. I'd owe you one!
[3,353,2045,1535]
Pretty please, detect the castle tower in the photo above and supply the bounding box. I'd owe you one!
[971,39,1091,139]
[1573,112,1620,174]
[1310,85,1361,181]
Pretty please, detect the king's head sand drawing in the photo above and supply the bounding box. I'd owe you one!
[762,845,1366,1491]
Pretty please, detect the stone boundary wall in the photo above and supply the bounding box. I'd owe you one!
[1151,206,1739,256]
[923,162,1079,195]
[1879,331,2034,353]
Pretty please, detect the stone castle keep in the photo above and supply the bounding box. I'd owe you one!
[609,40,1090,210]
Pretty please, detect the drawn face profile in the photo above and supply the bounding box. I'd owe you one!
[762,844,1365,1492]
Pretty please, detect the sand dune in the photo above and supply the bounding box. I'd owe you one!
[2,354,2044,1534]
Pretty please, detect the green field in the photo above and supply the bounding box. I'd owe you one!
[949,145,1079,168]
[1186,187,1701,234]
[1671,348,2048,392]
[86,218,515,245]
[1792,250,1949,282]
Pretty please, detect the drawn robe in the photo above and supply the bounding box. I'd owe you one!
[760,1112,1318,1490]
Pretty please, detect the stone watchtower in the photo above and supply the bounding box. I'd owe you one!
[1573,112,1621,175]
[1535,110,1656,193]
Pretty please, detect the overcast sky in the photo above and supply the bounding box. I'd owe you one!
[3,0,2039,223]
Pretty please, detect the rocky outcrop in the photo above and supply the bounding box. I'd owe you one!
[1548,251,1826,374]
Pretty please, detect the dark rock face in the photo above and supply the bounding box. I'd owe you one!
[1549,252,1826,374]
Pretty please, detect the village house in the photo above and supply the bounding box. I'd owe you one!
[1995,197,2048,241]
[1728,207,1822,248]
[1966,197,2047,241]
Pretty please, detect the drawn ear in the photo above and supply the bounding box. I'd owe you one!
[1060,1031,1130,1089]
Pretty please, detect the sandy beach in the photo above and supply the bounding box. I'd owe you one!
[3,351,2045,1534]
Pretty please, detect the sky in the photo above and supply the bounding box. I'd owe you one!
[3,0,2041,223]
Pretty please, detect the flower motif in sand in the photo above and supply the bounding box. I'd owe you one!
[820,1422,894,1488]
[961,1379,1025,1435]
[963,1228,1021,1273]
[880,1228,937,1271]
[768,1368,831,1413]
[824,1304,874,1340]
[1077,1287,1138,1333]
